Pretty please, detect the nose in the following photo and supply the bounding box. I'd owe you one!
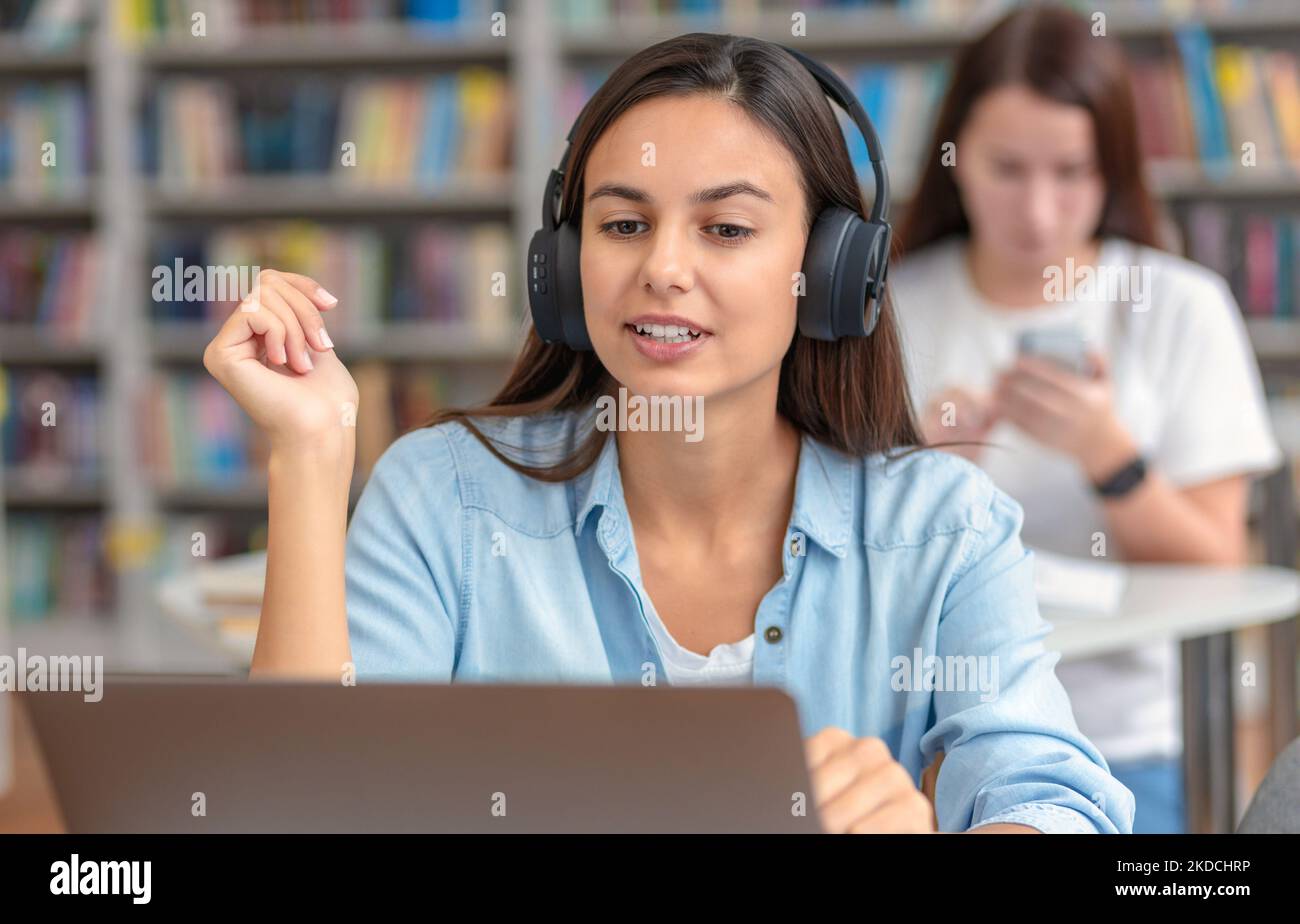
[1018,171,1058,240]
[637,218,695,296]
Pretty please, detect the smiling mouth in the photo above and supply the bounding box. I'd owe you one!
[625,322,706,344]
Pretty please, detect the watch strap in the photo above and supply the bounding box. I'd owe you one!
[1093,454,1147,497]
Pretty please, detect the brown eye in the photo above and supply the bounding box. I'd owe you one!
[706,224,755,244]
[598,220,647,239]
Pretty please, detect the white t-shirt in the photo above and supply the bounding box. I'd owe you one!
[890,234,1283,762]
[643,597,754,686]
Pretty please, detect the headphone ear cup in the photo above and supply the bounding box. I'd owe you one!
[554,219,591,351]
[799,206,888,341]
[527,220,590,350]
[862,220,891,337]
[527,227,564,344]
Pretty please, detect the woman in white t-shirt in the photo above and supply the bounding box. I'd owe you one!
[891,5,1283,833]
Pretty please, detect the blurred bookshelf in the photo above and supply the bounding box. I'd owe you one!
[3,0,1300,670]
[0,0,532,670]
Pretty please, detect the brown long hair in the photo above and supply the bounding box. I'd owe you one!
[897,3,1161,257]
[419,32,925,481]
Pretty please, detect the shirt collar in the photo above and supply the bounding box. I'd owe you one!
[573,428,853,558]
[788,434,854,557]
[572,430,619,540]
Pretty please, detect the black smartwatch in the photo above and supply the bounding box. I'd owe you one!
[1092,454,1148,498]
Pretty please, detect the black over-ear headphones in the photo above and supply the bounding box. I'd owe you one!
[526,41,892,351]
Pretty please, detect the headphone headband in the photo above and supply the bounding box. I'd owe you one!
[776,44,889,224]
[544,40,890,229]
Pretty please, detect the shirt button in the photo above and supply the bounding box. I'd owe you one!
[764,626,783,644]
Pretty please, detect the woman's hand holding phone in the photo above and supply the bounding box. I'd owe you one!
[203,269,359,452]
[992,350,1135,480]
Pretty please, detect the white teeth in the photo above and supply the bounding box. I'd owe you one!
[631,327,696,337]
[632,322,702,344]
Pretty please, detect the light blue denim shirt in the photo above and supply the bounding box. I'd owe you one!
[345,409,1135,834]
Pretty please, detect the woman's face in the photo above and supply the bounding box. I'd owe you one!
[580,94,809,404]
[952,84,1106,271]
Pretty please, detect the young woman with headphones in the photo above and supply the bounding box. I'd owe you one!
[203,33,1133,834]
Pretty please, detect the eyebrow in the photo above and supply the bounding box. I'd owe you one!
[585,180,775,207]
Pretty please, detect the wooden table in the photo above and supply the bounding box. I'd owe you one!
[0,695,66,833]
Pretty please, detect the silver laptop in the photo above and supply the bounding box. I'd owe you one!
[23,674,823,833]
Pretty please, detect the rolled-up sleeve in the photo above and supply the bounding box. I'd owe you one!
[920,486,1135,833]
[345,425,463,681]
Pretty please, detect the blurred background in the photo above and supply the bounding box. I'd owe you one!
[0,0,1298,830]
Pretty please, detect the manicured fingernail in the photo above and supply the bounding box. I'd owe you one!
[302,349,314,370]
[319,328,334,349]
[315,287,338,307]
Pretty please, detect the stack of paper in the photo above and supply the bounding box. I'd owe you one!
[193,549,266,606]
[1028,547,1128,615]
[156,550,266,664]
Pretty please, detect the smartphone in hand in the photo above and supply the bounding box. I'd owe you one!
[1016,326,1089,376]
